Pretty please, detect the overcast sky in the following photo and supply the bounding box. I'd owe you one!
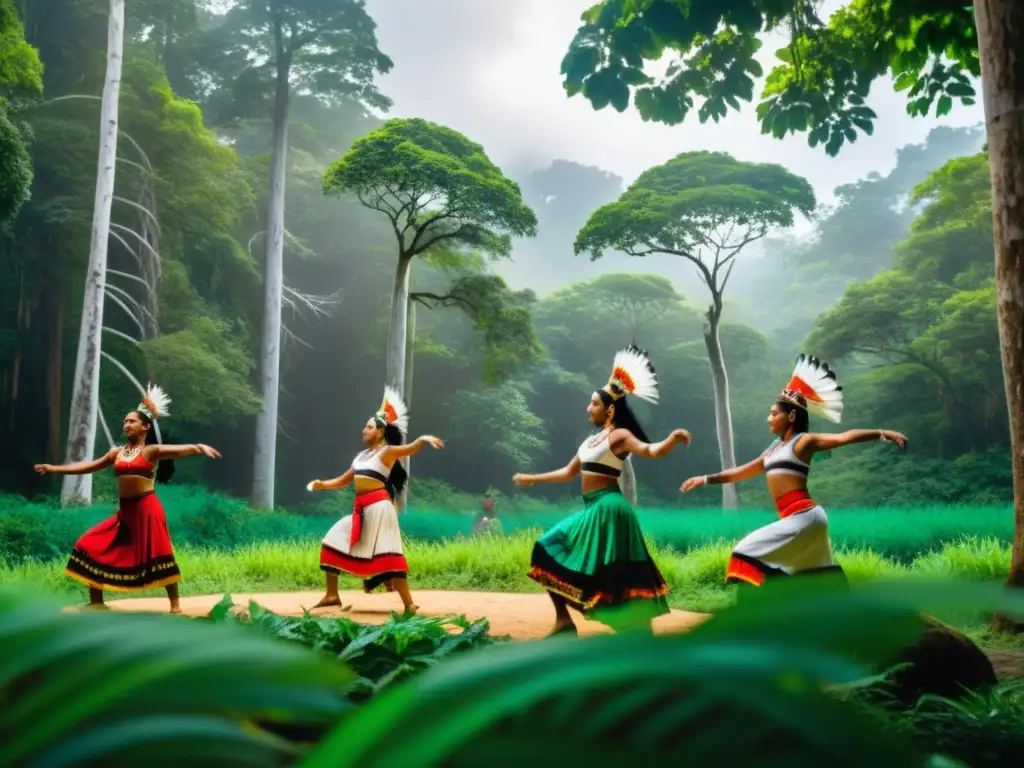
[365,0,984,209]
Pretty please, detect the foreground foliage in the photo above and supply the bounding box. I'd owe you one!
[206,595,503,702]
[5,576,1024,766]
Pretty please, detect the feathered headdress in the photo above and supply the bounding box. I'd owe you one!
[371,385,409,434]
[137,383,170,421]
[602,345,658,404]
[779,354,843,423]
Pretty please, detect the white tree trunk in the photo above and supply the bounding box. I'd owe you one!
[385,256,413,393]
[61,0,124,507]
[974,0,1024,601]
[250,60,290,510]
[397,298,415,513]
[704,312,740,509]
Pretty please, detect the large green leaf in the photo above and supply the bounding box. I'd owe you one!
[0,588,353,766]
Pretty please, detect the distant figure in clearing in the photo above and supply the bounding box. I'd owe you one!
[306,386,443,615]
[680,354,908,587]
[513,345,691,636]
[472,493,497,536]
[33,383,222,613]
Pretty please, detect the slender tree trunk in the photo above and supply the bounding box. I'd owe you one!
[397,298,415,513]
[61,0,123,507]
[250,46,291,510]
[385,255,413,393]
[48,283,63,461]
[704,306,740,509]
[974,0,1024,631]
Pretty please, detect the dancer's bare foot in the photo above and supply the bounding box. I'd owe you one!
[83,602,109,611]
[549,620,578,637]
[312,595,348,610]
[403,603,419,616]
[169,603,182,615]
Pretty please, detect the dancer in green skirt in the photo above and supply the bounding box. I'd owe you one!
[513,345,691,635]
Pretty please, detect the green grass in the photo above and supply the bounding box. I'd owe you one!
[1,486,1013,564]
[2,530,1014,612]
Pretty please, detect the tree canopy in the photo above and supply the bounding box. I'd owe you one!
[575,150,816,282]
[0,0,43,229]
[323,117,539,260]
[560,0,980,155]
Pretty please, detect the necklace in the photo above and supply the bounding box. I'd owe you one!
[121,443,143,460]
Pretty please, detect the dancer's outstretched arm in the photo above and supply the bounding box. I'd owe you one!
[614,428,690,459]
[34,449,118,476]
[148,443,221,460]
[798,429,907,455]
[513,456,582,487]
[382,435,444,459]
[680,455,766,492]
[308,469,355,492]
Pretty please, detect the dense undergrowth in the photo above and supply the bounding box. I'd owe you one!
[0,485,1012,565]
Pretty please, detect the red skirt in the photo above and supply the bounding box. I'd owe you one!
[65,491,181,591]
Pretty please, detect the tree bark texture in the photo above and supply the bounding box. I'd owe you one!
[250,49,290,510]
[974,0,1024,620]
[61,0,123,506]
[704,309,740,509]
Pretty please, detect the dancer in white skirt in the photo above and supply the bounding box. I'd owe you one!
[680,354,907,586]
[306,386,443,613]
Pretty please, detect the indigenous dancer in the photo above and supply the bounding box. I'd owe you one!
[680,354,907,587]
[33,384,221,613]
[513,345,691,635]
[306,386,443,615]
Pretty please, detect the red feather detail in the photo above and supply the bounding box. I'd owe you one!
[785,376,824,403]
[383,403,398,424]
[611,366,635,394]
[141,397,157,416]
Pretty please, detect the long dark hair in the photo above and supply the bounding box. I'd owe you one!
[381,422,407,499]
[776,395,810,434]
[596,390,651,444]
[134,410,175,484]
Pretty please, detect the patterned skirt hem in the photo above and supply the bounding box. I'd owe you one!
[528,565,669,612]
[65,551,181,592]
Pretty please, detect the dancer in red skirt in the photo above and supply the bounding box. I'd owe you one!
[34,383,221,613]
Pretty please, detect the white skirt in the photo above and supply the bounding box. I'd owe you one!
[726,506,840,585]
[319,497,409,588]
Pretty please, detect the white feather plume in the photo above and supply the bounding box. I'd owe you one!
[786,354,843,423]
[140,382,171,420]
[608,345,659,404]
[378,385,410,434]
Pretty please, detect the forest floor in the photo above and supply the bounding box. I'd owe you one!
[91,589,709,639]
[80,589,1024,679]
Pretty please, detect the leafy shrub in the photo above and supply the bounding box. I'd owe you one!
[207,595,504,702]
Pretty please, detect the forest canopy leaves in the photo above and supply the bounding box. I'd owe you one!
[560,0,981,156]
[323,117,538,260]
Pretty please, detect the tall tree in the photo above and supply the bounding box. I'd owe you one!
[206,0,392,509]
[575,151,815,508]
[558,0,1024,619]
[0,0,44,230]
[60,0,124,506]
[322,117,538,396]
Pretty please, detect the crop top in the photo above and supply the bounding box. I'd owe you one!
[352,447,391,483]
[114,448,155,479]
[577,432,625,477]
[763,433,810,478]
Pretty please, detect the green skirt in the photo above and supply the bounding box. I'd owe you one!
[528,487,669,627]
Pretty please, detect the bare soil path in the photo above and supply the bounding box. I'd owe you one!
[96,589,710,639]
